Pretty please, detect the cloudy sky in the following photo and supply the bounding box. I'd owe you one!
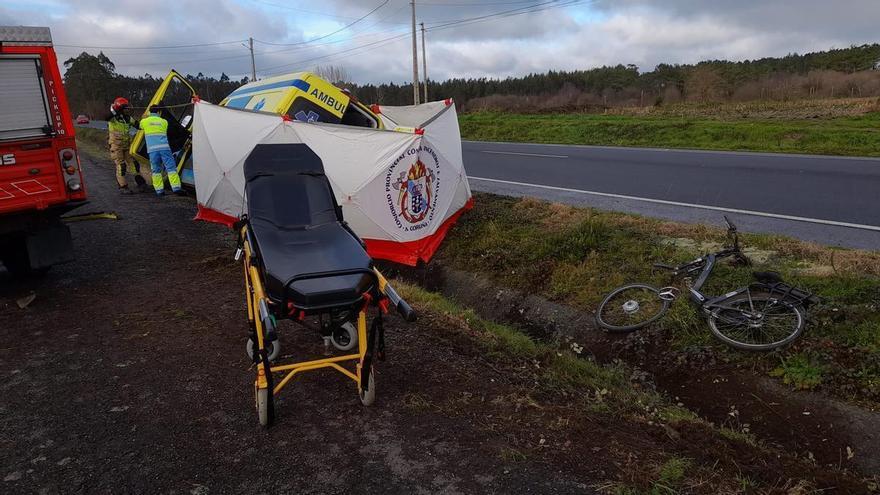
[2,0,878,83]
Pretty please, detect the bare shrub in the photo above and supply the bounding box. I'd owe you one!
[685,66,726,102]
[464,66,880,114]
[661,86,683,104]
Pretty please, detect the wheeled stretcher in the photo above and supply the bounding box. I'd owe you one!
[235,143,416,427]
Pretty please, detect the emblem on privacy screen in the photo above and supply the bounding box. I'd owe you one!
[253,98,266,111]
[394,161,434,223]
[384,146,441,233]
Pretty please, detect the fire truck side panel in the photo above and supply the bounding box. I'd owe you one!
[0,27,87,273]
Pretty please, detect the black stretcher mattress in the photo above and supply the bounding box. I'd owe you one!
[244,143,373,308]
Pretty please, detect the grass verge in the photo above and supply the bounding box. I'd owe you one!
[74,127,109,156]
[439,193,880,406]
[396,282,869,493]
[459,110,880,156]
[396,281,691,420]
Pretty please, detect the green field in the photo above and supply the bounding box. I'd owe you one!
[459,111,880,156]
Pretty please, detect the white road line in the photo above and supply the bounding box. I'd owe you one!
[480,150,568,159]
[464,140,880,162]
[470,176,880,232]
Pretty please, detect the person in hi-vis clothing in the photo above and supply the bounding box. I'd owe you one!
[106,97,150,194]
[139,105,182,196]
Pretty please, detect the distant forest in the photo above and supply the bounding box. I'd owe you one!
[63,43,880,117]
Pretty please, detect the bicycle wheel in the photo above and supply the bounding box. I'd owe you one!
[707,291,804,351]
[596,284,671,332]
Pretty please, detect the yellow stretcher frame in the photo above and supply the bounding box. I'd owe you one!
[239,224,412,427]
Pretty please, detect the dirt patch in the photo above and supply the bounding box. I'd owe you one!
[401,284,875,493]
[408,263,880,477]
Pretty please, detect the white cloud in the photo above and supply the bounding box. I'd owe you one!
[2,0,877,83]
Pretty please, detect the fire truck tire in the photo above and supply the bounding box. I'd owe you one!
[0,241,48,277]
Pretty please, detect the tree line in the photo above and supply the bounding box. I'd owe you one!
[63,43,880,117]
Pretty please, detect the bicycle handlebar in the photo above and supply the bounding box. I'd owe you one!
[723,215,737,232]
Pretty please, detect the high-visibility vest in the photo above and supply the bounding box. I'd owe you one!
[108,115,134,134]
[140,114,171,152]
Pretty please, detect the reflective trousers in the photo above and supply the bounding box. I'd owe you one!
[148,149,181,195]
[109,132,147,188]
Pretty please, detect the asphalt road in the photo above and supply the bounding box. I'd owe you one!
[78,120,110,130]
[77,122,880,249]
[464,141,880,250]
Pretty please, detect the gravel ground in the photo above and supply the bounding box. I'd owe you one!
[0,152,599,494]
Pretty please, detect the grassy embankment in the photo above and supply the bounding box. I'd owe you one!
[397,281,861,493]
[438,193,880,406]
[76,125,880,403]
[74,127,110,156]
[459,98,880,156]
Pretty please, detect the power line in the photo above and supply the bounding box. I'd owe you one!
[342,4,411,35]
[58,1,392,53]
[248,0,409,27]
[57,25,412,71]
[426,0,582,31]
[246,0,371,20]
[236,0,586,76]
[260,33,411,74]
[254,0,389,46]
[259,0,580,73]
[419,0,537,5]
[55,0,582,59]
[55,39,247,50]
[58,0,587,77]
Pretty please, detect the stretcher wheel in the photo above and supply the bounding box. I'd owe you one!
[359,367,376,406]
[331,322,358,352]
[256,388,272,427]
[247,337,280,362]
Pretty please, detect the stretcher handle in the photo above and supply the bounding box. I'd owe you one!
[284,267,376,286]
[382,280,417,322]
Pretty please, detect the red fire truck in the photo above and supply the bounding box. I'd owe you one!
[0,26,87,275]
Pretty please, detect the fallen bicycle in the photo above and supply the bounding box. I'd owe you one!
[595,216,820,351]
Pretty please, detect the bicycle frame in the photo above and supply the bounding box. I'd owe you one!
[672,251,815,319]
[598,216,815,348]
[686,249,738,305]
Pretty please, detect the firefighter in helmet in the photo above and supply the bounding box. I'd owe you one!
[106,97,149,194]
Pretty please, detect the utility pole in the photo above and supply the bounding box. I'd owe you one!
[249,37,256,82]
[410,0,420,105]
[420,22,427,102]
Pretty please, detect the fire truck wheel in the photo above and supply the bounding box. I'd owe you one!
[0,241,48,277]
